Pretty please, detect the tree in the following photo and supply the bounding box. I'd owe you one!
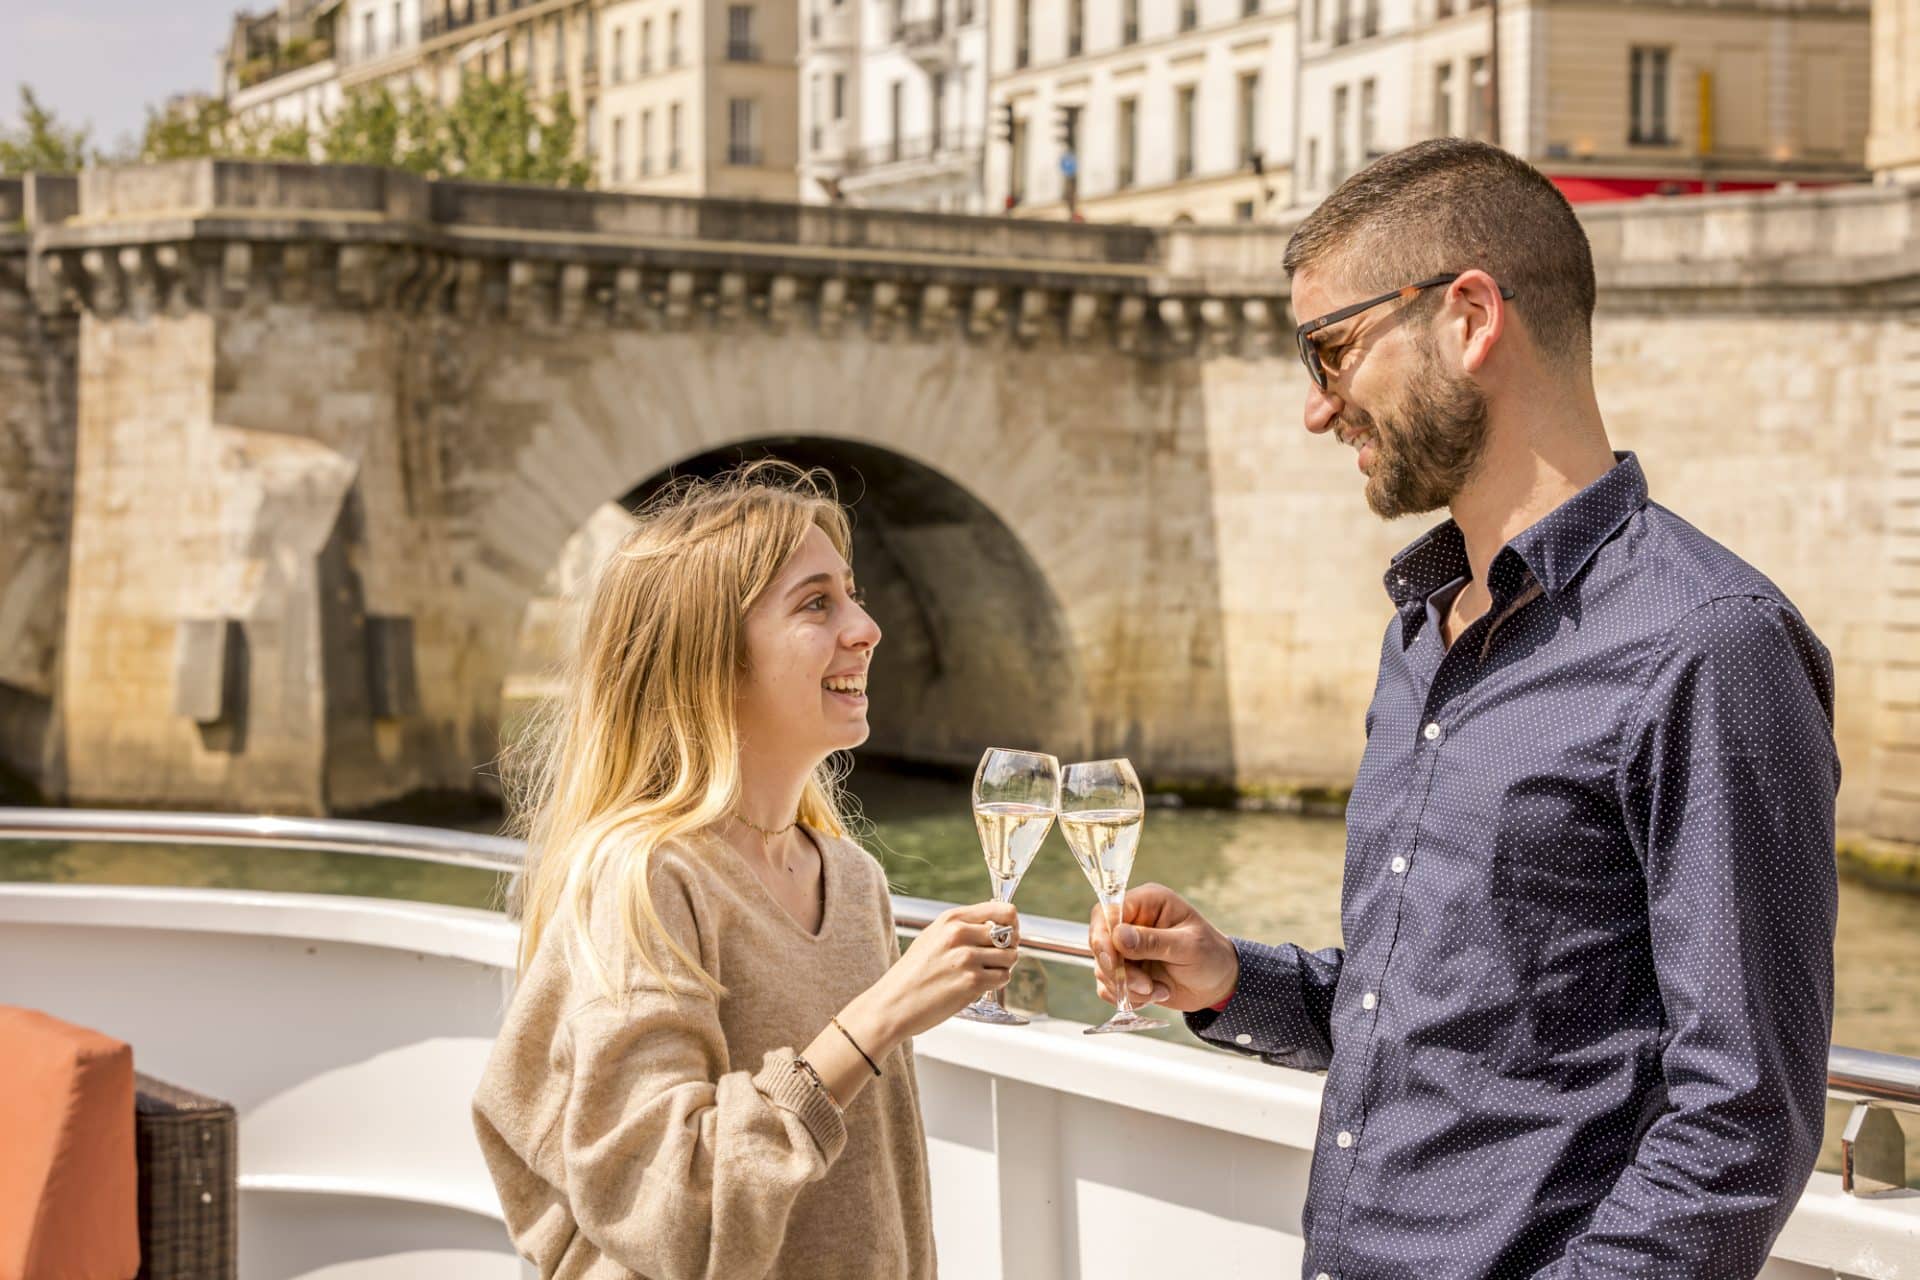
[0,85,93,174]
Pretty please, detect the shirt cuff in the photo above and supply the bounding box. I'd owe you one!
[1184,937,1335,1071]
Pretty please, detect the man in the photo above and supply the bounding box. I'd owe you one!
[1094,139,1838,1279]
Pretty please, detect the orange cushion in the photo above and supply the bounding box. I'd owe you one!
[0,1006,140,1280]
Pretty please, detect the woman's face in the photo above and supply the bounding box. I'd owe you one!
[736,523,882,766]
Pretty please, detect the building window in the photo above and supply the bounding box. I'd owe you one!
[931,71,946,150]
[833,71,846,120]
[583,11,598,71]
[1176,84,1197,177]
[670,101,683,168]
[1305,137,1319,189]
[553,17,567,79]
[1244,0,1262,13]
[1629,46,1671,143]
[1333,0,1350,43]
[1015,0,1030,68]
[611,116,625,180]
[1124,0,1140,43]
[1068,0,1084,55]
[1436,0,1455,17]
[669,12,682,67]
[1363,0,1380,37]
[391,2,402,51]
[640,20,652,72]
[1468,54,1492,140]
[1238,72,1260,166]
[1434,61,1454,135]
[586,99,599,157]
[890,80,904,161]
[641,109,654,173]
[1332,84,1350,182]
[1118,95,1137,187]
[728,6,758,61]
[1360,77,1378,159]
[612,26,625,81]
[1236,199,1256,221]
[363,11,377,56]
[728,98,760,164]
[1011,116,1029,203]
[1181,0,1199,31]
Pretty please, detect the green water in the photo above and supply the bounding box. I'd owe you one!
[4,765,1919,1059]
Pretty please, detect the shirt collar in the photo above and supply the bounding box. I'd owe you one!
[1382,451,1649,631]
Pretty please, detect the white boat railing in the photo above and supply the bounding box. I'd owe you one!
[2,805,1918,1216]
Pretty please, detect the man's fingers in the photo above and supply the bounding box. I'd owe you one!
[1113,921,1188,963]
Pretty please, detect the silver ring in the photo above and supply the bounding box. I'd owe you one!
[988,922,1016,949]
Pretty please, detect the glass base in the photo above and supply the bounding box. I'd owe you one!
[1086,1008,1166,1035]
[956,996,1030,1026]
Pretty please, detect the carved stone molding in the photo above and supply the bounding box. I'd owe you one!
[28,234,1295,357]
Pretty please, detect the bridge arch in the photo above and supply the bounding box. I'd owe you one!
[507,435,1091,772]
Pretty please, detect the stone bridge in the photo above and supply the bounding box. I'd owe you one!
[2,161,1918,848]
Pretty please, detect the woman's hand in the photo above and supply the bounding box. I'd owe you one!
[835,901,1019,1057]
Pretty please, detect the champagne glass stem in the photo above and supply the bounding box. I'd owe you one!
[1104,900,1141,1016]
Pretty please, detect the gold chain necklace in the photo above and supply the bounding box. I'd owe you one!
[734,810,800,842]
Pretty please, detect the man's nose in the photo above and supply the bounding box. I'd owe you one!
[1304,381,1343,436]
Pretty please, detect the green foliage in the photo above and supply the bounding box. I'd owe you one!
[0,85,94,175]
[135,73,589,188]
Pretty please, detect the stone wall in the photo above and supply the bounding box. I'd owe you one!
[0,176,79,796]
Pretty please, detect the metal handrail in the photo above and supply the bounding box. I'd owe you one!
[2,806,1916,1115]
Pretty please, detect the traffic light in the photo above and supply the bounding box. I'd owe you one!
[1054,103,1081,151]
[995,101,1016,144]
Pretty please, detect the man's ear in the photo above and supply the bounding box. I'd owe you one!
[1447,269,1507,376]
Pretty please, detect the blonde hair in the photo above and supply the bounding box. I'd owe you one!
[503,459,856,999]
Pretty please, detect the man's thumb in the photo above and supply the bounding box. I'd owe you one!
[1115,923,1175,960]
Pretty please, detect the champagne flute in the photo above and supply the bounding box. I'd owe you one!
[958,747,1059,1026]
[1061,758,1164,1035]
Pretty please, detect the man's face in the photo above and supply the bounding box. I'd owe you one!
[1293,266,1492,520]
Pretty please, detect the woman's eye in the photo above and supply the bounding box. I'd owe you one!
[803,594,830,612]
[850,586,869,607]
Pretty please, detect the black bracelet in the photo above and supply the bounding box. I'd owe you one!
[831,1016,882,1077]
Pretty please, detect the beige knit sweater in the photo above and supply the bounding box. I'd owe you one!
[472,828,936,1280]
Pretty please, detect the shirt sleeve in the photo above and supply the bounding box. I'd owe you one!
[552,875,849,1280]
[1185,937,1343,1072]
[1534,594,1839,1279]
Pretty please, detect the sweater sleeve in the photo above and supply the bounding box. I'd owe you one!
[551,869,850,1280]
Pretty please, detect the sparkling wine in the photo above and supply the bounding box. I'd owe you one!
[1059,808,1143,902]
[972,801,1056,894]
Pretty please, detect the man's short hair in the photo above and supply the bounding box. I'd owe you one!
[1283,139,1596,367]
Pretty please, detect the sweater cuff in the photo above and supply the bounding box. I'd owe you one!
[754,1049,849,1165]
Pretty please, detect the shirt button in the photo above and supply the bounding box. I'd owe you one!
[1390,855,1407,874]
[1336,1130,1354,1149]
[1362,991,1377,1010]
[1317,1274,1333,1280]
[1235,1033,1253,1046]
[1423,722,1441,741]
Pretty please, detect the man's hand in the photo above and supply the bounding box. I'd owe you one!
[1089,883,1239,1013]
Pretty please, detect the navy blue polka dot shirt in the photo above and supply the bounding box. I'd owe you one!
[1189,452,1839,1280]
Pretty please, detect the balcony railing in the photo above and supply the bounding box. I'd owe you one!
[727,143,764,166]
[726,40,761,61]
[840,131,982,175]
[234,36,335,88]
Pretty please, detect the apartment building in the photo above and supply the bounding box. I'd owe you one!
[220,0,345,136]
[318,0,796,196]
[799,0,993,212]
[1869,0,1920,181]
[597,0,800,198]
[987,0,1298,223]
[1296,0,1872,206]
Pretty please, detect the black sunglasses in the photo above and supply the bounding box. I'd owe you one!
[1294,273,1517,391]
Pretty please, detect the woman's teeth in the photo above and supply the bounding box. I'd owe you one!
[823,675,867,696]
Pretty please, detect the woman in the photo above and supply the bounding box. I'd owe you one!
[473,462,1017,1279]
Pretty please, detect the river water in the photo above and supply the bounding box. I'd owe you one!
[6,764,1919,1059]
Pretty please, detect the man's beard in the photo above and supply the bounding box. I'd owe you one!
[1346,340,1491,520]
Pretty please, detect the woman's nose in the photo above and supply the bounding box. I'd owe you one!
[847,604,882,652]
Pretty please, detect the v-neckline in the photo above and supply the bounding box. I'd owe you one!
[734,824,832,942]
